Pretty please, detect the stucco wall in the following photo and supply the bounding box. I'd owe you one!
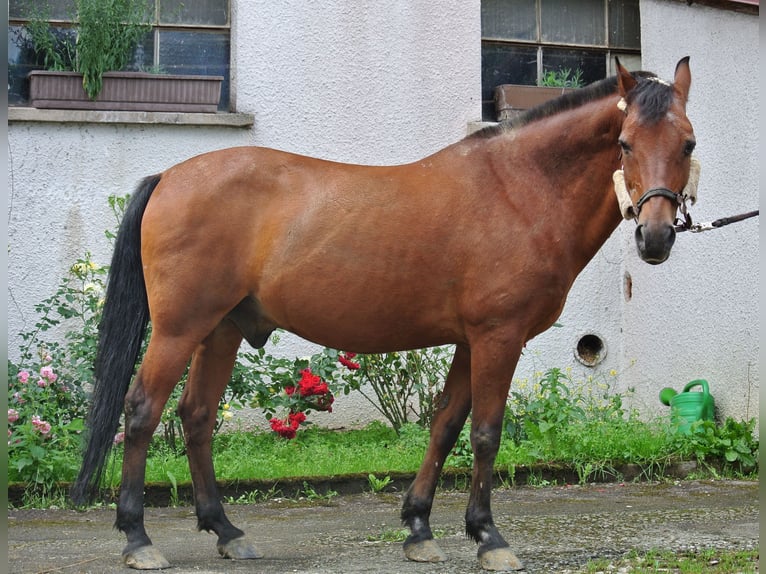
[7,0,758,428]
[617,0,760,421]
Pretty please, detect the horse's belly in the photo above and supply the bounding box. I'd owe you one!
[257,275,461,353]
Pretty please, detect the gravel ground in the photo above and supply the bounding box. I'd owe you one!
[8,479,758,573]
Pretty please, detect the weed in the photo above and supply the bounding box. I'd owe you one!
[366,527,445,543]
[366,527,409,543]
[166,471,179,507]
[582,548,759,573]
[367,474,393,493]
[300,481,338,503]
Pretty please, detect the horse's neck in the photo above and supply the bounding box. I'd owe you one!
[482,98,626,265]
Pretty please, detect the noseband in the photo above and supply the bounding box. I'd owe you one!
[635,187,679,212]
[612,157,701,230]
[636,186,693,230]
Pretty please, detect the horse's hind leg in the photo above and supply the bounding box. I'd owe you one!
[177,319,262,560]
[402,344,472,563]
[117,333,199,569]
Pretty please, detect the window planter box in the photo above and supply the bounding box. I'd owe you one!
[494,84,575,121]
[28,70,223,113]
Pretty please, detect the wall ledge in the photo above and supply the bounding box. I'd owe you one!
[8,107,254,127]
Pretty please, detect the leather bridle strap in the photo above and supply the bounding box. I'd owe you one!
[635,187,680,213]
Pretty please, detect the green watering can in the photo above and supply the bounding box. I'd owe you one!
[659,379,715,434]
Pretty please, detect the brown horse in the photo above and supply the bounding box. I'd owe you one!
[71,58,697,571]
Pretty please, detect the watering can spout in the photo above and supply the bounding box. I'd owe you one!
[659,387,677,406]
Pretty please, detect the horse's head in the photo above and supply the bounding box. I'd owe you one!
[615,57,697,264]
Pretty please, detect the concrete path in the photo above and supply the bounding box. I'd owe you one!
[8,479,758,573]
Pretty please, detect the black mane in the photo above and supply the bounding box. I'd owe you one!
[469,70,673,140]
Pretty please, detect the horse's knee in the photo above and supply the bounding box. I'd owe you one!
[470,425,501,458]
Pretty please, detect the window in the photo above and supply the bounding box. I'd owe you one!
[8,0,231,110]
[481,0,641,120]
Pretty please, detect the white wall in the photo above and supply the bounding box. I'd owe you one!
[619,0,759,420]
[7,1,758,427]
[8,122,254,347]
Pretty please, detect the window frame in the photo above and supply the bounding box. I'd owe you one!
[8,0,232,110]
[481,0,642,120]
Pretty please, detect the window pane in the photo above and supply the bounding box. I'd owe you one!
[481,42,538,120]
[7,24,79,104]
[609,0,640,49]
[608,52,641,74]
[127,32,156,71]
[481,0,537,41]
[159,0,229,26]
[541,0,605,46]
[543,48,606,85]
[158,30,230,110]
[8,25,35,104]
[9,0,75,20]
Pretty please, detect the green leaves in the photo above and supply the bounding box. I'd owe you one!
[540,67,585,88]
[22,0,152,100]
[75,0,152,99]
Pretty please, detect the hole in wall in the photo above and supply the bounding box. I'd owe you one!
[575,333,606,367]
[623,271,633,302]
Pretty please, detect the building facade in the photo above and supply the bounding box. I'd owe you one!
[7,0,759,426]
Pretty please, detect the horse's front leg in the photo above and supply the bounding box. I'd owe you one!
[178,321,262,561]
[466,337,524,572]
[402,344,472,563]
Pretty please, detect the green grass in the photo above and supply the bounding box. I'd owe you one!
[581,548,759,573]
[11,414,758,506]
[135,421,430,486]
[92,416,755,489]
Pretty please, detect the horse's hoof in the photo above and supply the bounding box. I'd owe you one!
[217,536,263,560]
[403,539,448,562]
[123,545,171,570]
[479,547,525,571]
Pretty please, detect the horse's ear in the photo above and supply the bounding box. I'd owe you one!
[615,57,637,97]
[673,56,691,104]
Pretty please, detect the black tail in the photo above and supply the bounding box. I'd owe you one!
[70,174,161,505]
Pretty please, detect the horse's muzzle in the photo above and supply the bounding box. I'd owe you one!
[634,222,676,264]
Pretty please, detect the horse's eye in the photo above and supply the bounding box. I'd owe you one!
[683,140,696,156]
[618,139,632,154]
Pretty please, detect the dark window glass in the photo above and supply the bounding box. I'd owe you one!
[481,0,640,120]
[482,0,537,41]
[9,0,75,20]
[160,0,228,26]
[541,0,605,46]
[542,48,606,86]
[8,24,78,104]
[609,0,641,49]
[481,43,537,120]
[158,30,230,110]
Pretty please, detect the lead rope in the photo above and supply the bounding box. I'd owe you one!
[674,209,759,233]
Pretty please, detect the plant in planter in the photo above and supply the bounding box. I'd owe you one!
[494,67,585,122]
[22,0,223,112]
[540,67,585,89]
[24,0,151,100]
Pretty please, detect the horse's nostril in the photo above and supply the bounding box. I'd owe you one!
[634,224,645,250]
